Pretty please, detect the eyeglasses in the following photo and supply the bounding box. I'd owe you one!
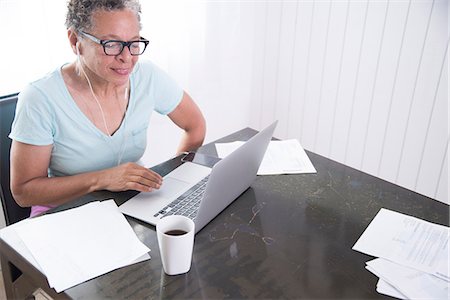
[79,31,149,56]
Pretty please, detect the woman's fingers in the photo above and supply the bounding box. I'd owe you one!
[105,162,163,192]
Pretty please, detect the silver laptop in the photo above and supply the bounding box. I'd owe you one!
[119,121,277,233]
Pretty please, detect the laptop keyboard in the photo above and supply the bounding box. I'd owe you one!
[153,175,210,220]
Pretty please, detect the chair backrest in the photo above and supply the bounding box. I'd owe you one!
[0,93,30,225]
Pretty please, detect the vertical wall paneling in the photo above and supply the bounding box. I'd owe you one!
[259,2,283,129]
[364,0,391,145]
[249,1,267,129]
[311,1,333,150]
[249,0,448,203]
[315,1,350,156]
[415,45,448,199]
[325,0,351,158]
[396,0,445,190]
[330,0,369,163]
[282,0,300,139]
[435,139,449,201]
[393,0,435,184]
[377,0,434,183]
[301,0,331,150]
[274,0,298,138]
[298,0,316,147]
[309,1,334,149]
[376,0,412,176]
[286,1,315,141]
[361,1,410,176]
[345,0,389,170]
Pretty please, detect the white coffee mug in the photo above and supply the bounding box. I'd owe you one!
[156,215,195,275]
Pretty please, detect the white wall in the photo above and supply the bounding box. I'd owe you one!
[247,0,448,204]
[140,1,256,166]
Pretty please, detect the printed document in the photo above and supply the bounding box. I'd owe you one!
[215,139,316,175]
[353,208,449,281]
[366,258,449,299]
[376,279,407,299]
[353,208,450,299]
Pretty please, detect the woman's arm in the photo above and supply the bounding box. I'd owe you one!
[168,92,206,154]
[10,141,163,207]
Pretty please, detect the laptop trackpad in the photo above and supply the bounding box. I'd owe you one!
[119,162,212,224]
[152,177,190,198]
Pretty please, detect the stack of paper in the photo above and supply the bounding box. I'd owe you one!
[0,200,150,292]
[215,139,316,175]
[353,208,449,299]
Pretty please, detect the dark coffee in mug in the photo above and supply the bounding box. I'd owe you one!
[165,229,187,236]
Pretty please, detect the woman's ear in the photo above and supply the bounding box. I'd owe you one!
[68,30,79,55]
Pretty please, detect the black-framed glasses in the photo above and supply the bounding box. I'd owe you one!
[79,31,149,56]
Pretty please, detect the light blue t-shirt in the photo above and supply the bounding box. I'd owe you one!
[9,60,183,178]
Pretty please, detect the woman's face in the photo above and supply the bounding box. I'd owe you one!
[79,9,141,86]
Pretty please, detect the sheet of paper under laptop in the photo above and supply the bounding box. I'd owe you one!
[215,139,316,175]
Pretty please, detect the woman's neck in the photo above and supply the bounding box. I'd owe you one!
[73,62,128,100]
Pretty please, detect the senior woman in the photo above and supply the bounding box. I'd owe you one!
[9,0,206,217]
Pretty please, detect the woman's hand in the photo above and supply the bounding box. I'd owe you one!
[98,162,163,192]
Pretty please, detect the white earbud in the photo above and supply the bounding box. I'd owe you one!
[75,42,81,76]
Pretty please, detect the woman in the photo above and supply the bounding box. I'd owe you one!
[9,0,206,217]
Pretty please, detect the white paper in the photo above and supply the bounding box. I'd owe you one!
[9,200,150,292]
[376,278,407,300]
[0,220,150,283]
[0,218,42,271]
[215,141,242,159]
[367,258,449,300]
[215,139,316,175]
[353,208,449,281]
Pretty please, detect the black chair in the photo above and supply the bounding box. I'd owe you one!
[0,94,49,299]
[0,93,30,226]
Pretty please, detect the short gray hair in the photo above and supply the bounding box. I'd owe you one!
[65,0,142,32]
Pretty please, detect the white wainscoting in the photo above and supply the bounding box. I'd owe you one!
[248,0,448,204]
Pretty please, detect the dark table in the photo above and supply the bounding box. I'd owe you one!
[1,127,448,299]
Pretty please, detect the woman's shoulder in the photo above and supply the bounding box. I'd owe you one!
[19,66,65,106]
[24,68,62,93]
[28,67,63,91]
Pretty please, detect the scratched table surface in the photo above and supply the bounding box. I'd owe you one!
[34,128,450,298]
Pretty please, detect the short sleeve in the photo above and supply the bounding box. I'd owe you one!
[135,60,183,115]
[9,84,55,146]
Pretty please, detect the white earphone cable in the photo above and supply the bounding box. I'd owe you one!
[77,45,111,136]
[116,87,129,166]
[76,42,130,166]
